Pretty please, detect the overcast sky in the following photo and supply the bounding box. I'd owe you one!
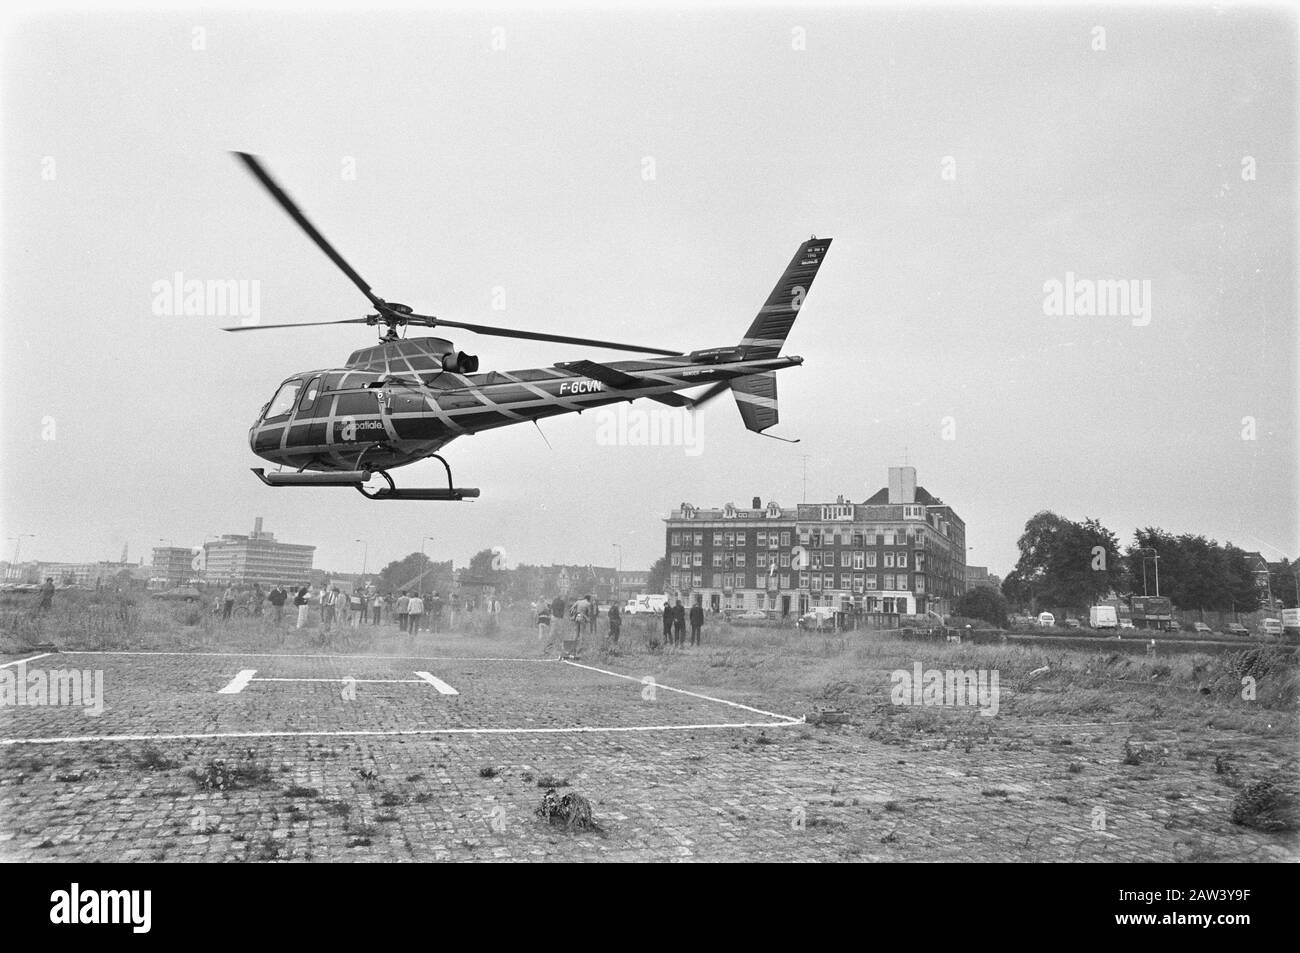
[1,4,1295,579]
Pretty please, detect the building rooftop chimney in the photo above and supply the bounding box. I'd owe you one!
[752,496,761,509]
[887,466,917,504]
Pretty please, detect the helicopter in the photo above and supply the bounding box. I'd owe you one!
[226,152,832,500]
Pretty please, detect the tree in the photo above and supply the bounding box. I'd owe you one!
[955,587,1008,628]
[378,553,453,595]
[646,556,668,594]
[1008,511,1124,610]
[1125,529,1260,612]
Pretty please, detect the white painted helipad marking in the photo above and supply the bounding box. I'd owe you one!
[562,660,802,723]
[414,671,459,695]
[250,677,425,684]
[0,653,52,669]
[0,720,804,745]
[217,669,257,694]
[60,651,551,662]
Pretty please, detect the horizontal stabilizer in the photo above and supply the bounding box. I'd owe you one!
[553,359,642,390]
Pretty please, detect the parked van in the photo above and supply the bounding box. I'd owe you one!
[625,594,668,616]
[1037,612,1056,627]
[1089,605,1118,629]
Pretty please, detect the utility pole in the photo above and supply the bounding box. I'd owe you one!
[801,454,810,503]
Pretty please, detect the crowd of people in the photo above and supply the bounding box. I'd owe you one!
[207,582,458,637]
[535,593,708,657]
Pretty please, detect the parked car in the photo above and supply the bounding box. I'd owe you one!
[1192,622,1214,635]
[1036,612,1056,627]
[727,609,768,623]
[1118,620,1136,630]
[1063,618,1082,629]
[1226,623,1250,637]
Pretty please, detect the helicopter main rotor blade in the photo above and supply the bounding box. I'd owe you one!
[233,152,386,312]
[403,313,681,356]
[221,318,370,332]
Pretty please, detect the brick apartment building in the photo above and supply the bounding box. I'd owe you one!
[663,466,967,619]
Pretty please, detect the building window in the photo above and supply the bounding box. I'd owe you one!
[735,553,746,567]
[693,574,702,587]
[866,575,878,590]
[780,574,791,588]
[670,572,680,588]
[897,552,908,568]
[840,573,851,590]
[884,573,895,590]
[712,553,722,568]
[781,532,791,547]
[799,572,809,588]
[866,552,878,568]
[694,533,703,546]
[915,575,925,593]
[736,532,746,545]
[670,532,680,545]
[757,532,767,546]
[724,533,734,547]
[884,552,895,568]
[810,575,822,591]
[840,551,852,568]
[823,573,835,590]
[853,551,864,569]
[692,553,702,567]
[670,553,681,567]
[853,574,864,593]
[712,533,723,546]
[780,553,790,568]
[757,553,767,568]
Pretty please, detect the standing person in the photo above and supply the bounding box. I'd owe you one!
[395,591,409,632]
[222,585,236,620]
[550,595,565,639]
[406,591,425,634]
[586,595,599,639]
[672,599,686,647]
[251,583,265,618]
[608,603,622,646]
[536,603,551,640]
[371,591,384,625]
[571,594,590,641]
[268,584,287,626]
[430,592,444,633]
[36,577,56,612]
[689,598,704,646]
[294,586,310,629]
[662,602,673,645]
[319,585,333,628]
[350,590,363,628]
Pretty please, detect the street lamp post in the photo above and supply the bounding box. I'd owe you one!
[6,534,35,580]
[613,544,623,606]
[354,539,369,587]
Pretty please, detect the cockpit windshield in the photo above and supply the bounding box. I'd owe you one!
[265,379,302,419]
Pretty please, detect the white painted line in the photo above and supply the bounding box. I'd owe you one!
[60,651,552,663]
[0,720,804,745]
[414,671,460,695]
[562,660,802,724]
[250,677,425,684]
[0,653,52,669]
[217,669,257,694]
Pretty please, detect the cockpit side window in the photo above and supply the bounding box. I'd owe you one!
[266,379,302,419]
[298,376,321,412]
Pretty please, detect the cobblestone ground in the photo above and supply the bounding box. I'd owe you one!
[1,645,1295,862]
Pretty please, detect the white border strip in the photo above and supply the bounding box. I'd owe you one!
[216,669,257,694]
[562,660,803,723]
[0,721,803,745]
[0,653,52,669]
[250,677,425,684]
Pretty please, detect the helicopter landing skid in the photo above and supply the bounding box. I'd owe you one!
[252,456,479,501]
